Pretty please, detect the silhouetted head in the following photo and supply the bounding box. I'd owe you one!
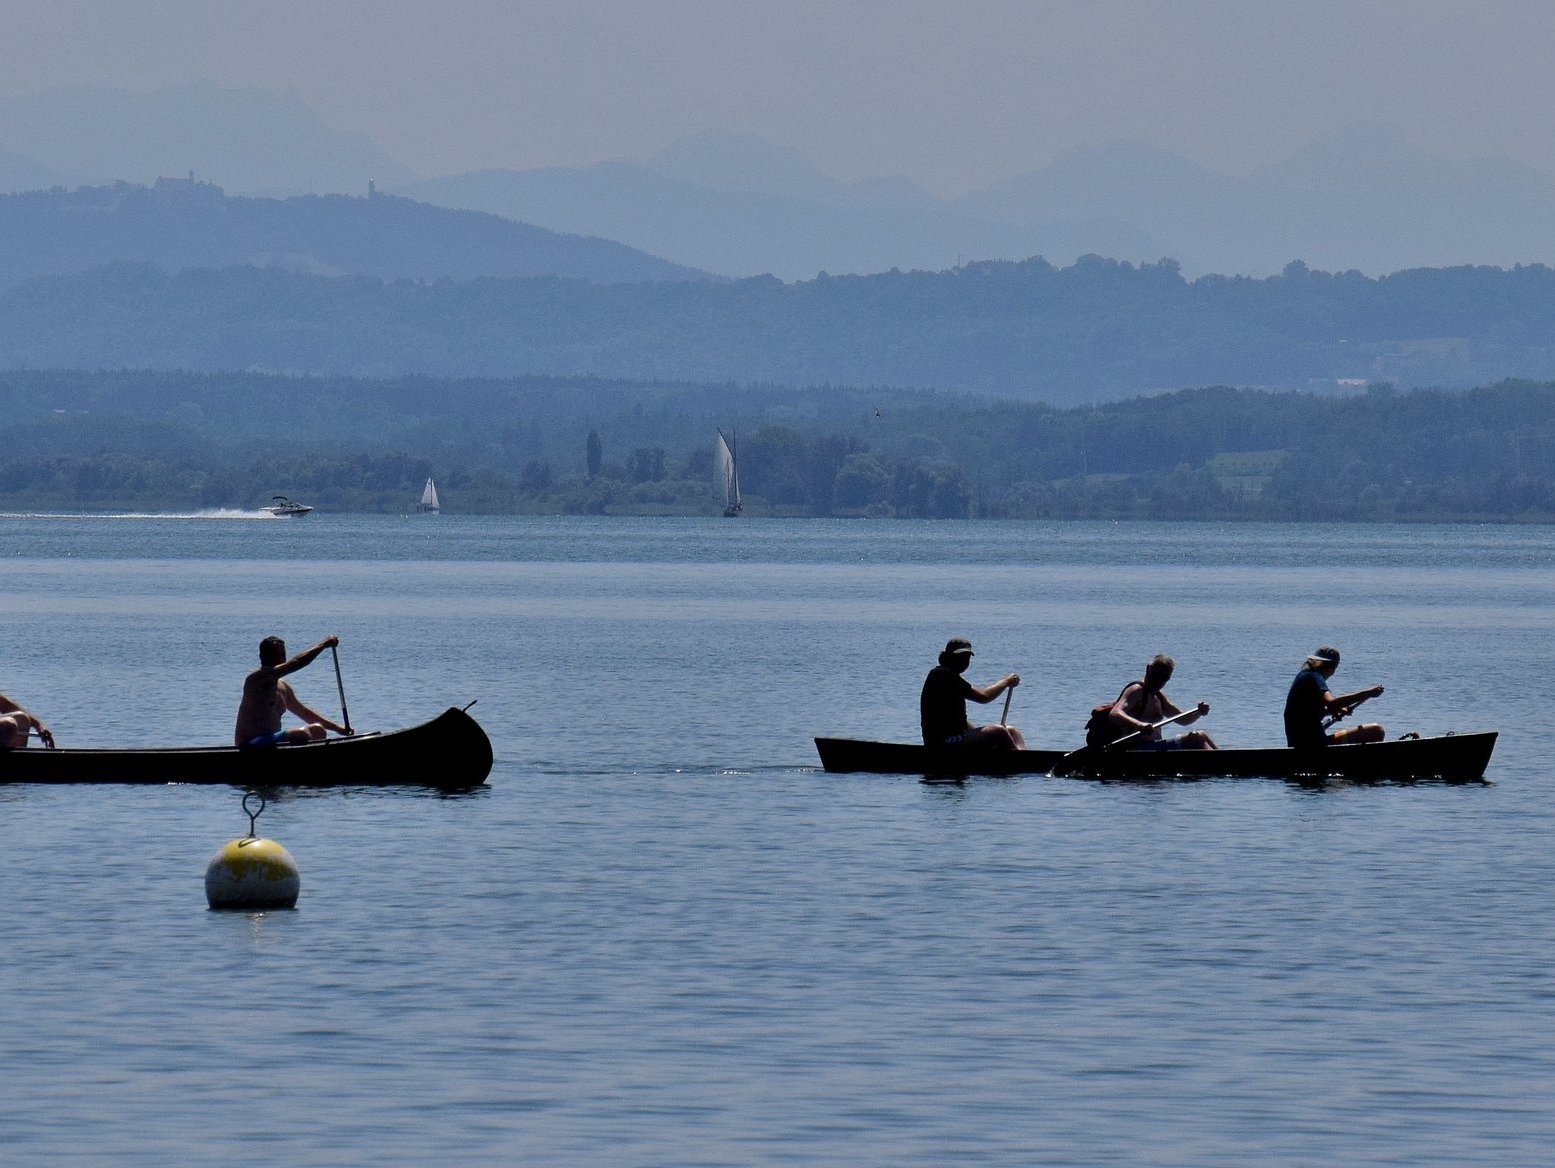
[938,637,974,671]
[259,636,287,667]
[1143,654,1174,690]
[1305,646,1340,676]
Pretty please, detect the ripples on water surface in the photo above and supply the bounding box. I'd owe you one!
[2,515,1552,1166]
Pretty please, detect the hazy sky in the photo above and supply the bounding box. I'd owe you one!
[7,0,1555,194]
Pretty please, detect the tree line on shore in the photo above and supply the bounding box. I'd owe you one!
[3,369,1553,521]
[11,256,1555,401]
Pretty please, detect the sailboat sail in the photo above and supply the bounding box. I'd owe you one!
[715,429,742,516]
[419,477,441,513]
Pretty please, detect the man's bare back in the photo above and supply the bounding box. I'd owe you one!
[234,635,347,747]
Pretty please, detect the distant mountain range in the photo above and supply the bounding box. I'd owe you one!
[958,125,1555,278]
[397,145,1153,282]
[5,85,1555,280]
[399,125,1555,280]
[0,82,411,196]
[0,181,711,288]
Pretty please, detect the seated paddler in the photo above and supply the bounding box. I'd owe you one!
[235,634,351,748]
[919,637,1024,750]
[0,690,55,749]
[1106,654,1216,750]
[1283,646,1384,749]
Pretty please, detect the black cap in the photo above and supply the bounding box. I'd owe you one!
[1311,646,1340,666]
[944,637,973,656]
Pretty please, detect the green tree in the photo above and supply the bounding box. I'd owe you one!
[630,447,665,483]
[586,429,602,479]
[519,460,553,492]
[834,451,891,510]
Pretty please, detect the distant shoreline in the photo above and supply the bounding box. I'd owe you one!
[4,506,1552,525]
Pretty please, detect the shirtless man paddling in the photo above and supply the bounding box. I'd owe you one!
[1107,654,1216,750]
[235,635,351,748]
[1,691,54,749]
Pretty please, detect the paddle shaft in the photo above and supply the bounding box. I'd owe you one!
[1051,705,1204,773]
[1107,705,1204,750]
[330,644,353,735]
[1323,688,1382,729]
[1000,687,1013,726]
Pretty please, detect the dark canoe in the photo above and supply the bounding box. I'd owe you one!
[0,707,492,789]
[815,731,1497,783]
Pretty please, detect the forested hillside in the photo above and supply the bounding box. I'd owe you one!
[3,369,1552,521]
[0,182,710,288]
[4,257,1555,401]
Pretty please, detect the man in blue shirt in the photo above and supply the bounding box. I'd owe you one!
[1283,646,1385,749]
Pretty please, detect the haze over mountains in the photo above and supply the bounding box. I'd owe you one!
[398,133,1154,281]
[0,83,411,196]
[400,124,1555,279]
[4,84,1555,280]
[7,83,1555,407]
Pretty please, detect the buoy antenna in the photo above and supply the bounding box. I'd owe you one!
[242,791,266,842]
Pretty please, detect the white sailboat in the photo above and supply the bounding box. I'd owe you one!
[418,477,441,514]
[715,429,742,517]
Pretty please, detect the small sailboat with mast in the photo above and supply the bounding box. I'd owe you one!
[418,477,441,514]
[716,428,742,517]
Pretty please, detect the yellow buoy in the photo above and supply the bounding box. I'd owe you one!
[206,837,300,909]
[206,793,299,909]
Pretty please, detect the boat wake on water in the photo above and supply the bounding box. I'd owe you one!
[0,509,286,520]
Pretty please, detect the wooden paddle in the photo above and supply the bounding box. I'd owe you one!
[1048,704,1207,776]
[330,643,354,736]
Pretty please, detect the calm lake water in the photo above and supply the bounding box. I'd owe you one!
[2,514,1552,1167]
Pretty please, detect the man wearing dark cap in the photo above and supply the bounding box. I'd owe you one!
[1283,646,1385,749]
[920,637,1024,749]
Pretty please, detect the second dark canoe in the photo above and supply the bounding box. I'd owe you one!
[814,731,1496,782]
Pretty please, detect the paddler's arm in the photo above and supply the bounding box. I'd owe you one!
[968,674,1020,703]
[1108,684,1153,733]
[0,693,54,747]
[1161,694,1210,724]
[280,685,350,736]
[268,635,341,680]
[3,709,54,748]
[1325,684,1384,717]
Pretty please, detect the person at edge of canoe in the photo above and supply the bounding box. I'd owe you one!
[234,635,351,749]
[1282,646,1384,749]
[1106,654,1216,750]
[919,637,1025,749]
[0,691,55,749]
